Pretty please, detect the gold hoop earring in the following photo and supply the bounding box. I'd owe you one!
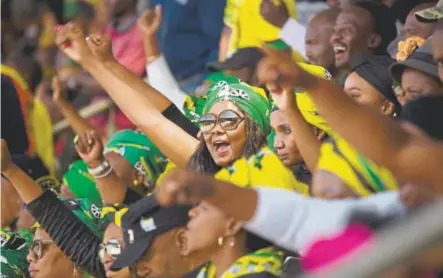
[218,237,224,246]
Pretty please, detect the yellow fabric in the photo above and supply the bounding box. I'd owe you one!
[317,137,398,196]
[157,148,309,195]
[29,100,55,174]
[197,247,283,278]
[215,147,309,195]
[225,0,297,57]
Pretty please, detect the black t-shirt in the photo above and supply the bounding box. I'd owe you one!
[1,75,29,154]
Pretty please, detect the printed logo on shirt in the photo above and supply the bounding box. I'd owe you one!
[140,217,157,232]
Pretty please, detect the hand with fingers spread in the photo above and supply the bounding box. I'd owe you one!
[74,130,105,169]
[258,47,318,91]
[260,0,290,28]
[155,168,216,206]
[138,5,162,38]
[55,22,93,64]
[85,33,114,62]
[1,139,14,173]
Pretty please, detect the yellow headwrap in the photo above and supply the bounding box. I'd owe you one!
[317,137,398,196]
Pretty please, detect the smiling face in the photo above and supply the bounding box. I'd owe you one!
[27,229,74,278]
[305,13,337,72]
[270,110,303,167]
[399,68,443,106]
[101,223,130,278]
[203,101,247,167]
[330,7,376,68]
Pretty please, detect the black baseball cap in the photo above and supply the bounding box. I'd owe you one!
[390,40,439,84]
[110,195,191,271]
[208,47,264,72]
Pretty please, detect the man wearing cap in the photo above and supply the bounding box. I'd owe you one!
[110,195,205,277]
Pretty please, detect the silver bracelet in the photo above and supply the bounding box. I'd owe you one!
[88,160,111,177]
[92,165,113,179]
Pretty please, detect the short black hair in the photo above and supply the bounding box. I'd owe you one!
[355,1,398,55]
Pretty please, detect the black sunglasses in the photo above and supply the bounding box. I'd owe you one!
[29,239,53,260]
[198,109,245,135]
[98,239,122,262]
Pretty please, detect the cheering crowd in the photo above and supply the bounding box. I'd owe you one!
[1,0,443,277]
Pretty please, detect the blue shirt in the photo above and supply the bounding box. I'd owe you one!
[153,0,226,81]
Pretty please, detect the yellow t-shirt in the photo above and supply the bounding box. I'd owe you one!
[225,0,297,57]
[316,137,399,197]
[156,147,309,195]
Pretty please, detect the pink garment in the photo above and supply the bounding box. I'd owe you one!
[301,223,374,273]
[90,23,146,131]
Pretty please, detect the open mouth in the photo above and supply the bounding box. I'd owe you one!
[333,44,348,61]
[213,140,231,156]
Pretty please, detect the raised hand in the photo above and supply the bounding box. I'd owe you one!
[51,76,67,104]
[74,130,105,168]
[155,168,215,206]
[1,140,14,172]
[258,47,319,91]
[260,0,289,28]
[137,5,162,38]
[85,33,114,62]
[55,22,93,64]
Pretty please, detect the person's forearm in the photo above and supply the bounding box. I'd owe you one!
[285,109,321,172]
[55,99,108,143]
[219,26,232,61]
[80,58,198,167]
[305,78,409,173]
[194,176,258,221]
[2,164,44,204]
[95,170,127,204]
[104,57,171,112]
[143,35,161,63]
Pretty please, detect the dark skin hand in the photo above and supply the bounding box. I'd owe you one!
[257,47,443,193]
[155,169,258,222]
[260,0,290,28]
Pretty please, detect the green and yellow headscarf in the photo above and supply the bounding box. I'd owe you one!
[317,136,398,196]
[104,130,168,187]
[0,229,33,278]
[204,81,272,136]
[100,203,128,228]
[184,72,241,125]
[63,160,102,207]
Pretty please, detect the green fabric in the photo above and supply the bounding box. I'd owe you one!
[266,39,291,50]
[59,198,104,238]
[0,229,33,278]
[105,130,167,185]
[184,73,241,125]
[63,160,103,207]
[267,131,276,152]
[203,82,272,135]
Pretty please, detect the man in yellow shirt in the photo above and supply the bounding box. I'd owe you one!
[220,0,297,60]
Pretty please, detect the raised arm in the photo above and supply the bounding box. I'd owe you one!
[55,23,198,167]
[154,168,406,253]
[269,87,321,172]
[1,140,105,278]
[52,77,109,144]
[257,48,443,192]
[74,130,127,204]
[138,7,186,110]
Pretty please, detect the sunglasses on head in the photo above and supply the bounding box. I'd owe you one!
[29,239,53,260]
[198,109,245,135]
[98,239,122,262]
